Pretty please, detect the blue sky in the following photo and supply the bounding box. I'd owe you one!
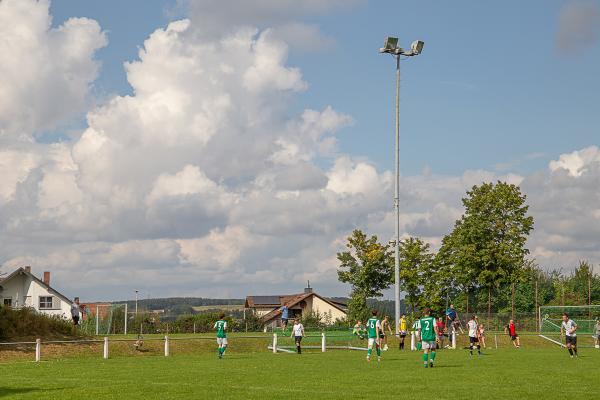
[49,0,599,176]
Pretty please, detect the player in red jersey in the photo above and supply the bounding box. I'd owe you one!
[505,319,521,348]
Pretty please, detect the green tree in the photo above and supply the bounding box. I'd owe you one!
[440,181,534,318]
[337,230,393,321]
[397,237,437,314]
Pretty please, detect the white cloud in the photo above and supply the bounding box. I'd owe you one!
[0,0,107,138]
[1,2,600,301]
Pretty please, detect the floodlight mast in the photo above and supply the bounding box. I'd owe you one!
[379,36,423,335]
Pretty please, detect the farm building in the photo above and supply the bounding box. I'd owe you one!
[245,285,347,328]
[0,266,73,318]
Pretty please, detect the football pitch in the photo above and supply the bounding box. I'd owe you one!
[0,346,598,399]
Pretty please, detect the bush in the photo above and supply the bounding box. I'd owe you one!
[0,306,81,341]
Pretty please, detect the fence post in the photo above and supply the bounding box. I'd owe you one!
[321,332,326,352]
[124,304,128,335]
[272,333,278,353]
[410,332,415,351]
[452,331,457,349]
[96,305,99,336]
[103,337,109,359]
[35,338,41,362]
[494,334,498,349]
[164,335,170,357]
[193,322,196,334]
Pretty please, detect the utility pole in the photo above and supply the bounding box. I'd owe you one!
[379,36,424,334]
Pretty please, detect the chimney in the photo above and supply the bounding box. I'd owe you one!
[24,266,31,273]
[43,271,50,286]
[304,280,313,294]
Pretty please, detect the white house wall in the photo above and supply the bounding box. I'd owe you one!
[0,273,71,318]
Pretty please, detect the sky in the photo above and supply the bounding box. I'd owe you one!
[0,0,599,301]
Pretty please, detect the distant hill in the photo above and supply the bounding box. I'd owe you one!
[114,297,244,318]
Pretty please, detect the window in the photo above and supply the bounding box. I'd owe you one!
[3,298,12,307]
[39,296,53,309]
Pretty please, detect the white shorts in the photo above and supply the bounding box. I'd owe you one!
[421,341,436,350]
[217,337,228,346]
[368,338,379,348]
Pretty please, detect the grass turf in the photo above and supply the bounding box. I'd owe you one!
[0,345,599,399]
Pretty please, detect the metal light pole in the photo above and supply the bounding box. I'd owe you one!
[379,37,424,334]
[135,290,139,317]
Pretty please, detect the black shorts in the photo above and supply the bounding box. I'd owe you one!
[282,318,288,324]
[511,335,518,341]
[566,336,577,345]
[379,333,386,339]
[469,336,479,344]
[72,316,79,325]
[294,336,302,345]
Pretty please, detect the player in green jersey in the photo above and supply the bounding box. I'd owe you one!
[214,313,228,359]
[418,308,439,368]
[366,310,382,362]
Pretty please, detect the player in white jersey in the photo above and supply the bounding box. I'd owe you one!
[290,318,305,354]
[560,313,578,358]
[467,315,481,356]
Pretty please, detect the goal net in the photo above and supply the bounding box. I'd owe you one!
[539,305,600,348]
[80,304,128,335]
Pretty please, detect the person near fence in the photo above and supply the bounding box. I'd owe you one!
[398,314,408,350]
[279,305,289,332]
[560,313,578,358]
[380,315,393,351]
[214,313,228,359]
[291,318,304,354]
[505,319,521,348]
[467,315,481,356]
[595,318,600,349]
[418,308,438,368]
[445,304,457,344]
[71,297,81,325]
[478,323,486,349]
[436,317,445,349]
[366,310,382,362]
[353,320,366,339]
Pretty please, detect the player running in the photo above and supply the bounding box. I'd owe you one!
[380,315,393,351]
[398,314,408,350]
[505,319,521,348]
[561,313,578,358]
[214,313,228,359]
[467,315,481,356]
[366,310,382,362]
[418,308,438,368]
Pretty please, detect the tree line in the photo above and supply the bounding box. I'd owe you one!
[338,181,600,322]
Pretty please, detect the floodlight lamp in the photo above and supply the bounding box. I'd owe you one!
[410,40,424,55]
[383,36,398,52]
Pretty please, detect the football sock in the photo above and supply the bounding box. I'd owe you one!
[568,348,573,356]
[376,347,381,357]
[430,351,436,362]
[469,345,473,355]
[367,348,372,357]
[477,345,481,354]
[574,347,577,355]
[422,353,429,365]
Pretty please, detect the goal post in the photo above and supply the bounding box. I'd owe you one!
[539,305,600,348]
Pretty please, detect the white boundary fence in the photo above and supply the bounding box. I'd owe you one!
[0,335,271,362]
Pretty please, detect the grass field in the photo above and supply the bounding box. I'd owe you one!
[1,336,599,400]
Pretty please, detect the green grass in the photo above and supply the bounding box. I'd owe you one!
[1,342,599,399]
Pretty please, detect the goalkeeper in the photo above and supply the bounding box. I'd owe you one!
[353,320,366,339]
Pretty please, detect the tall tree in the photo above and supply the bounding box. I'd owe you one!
[441,181,534,318]
[337,230,394,321]
[397,237,434,315]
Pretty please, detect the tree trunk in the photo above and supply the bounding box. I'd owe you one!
[487,287,491,322]
[466,288,469,315]
[535,278,538,331]
[511,282,515,320]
